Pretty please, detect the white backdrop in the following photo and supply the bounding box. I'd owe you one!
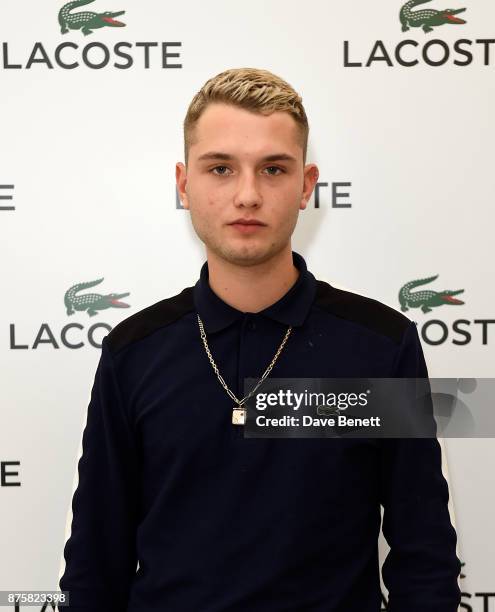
[1,1,494,609]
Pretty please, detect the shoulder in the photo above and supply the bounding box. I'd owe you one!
[105,285,195,355]
[313,279,412,345]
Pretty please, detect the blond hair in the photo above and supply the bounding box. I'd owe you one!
[183,67,309,166]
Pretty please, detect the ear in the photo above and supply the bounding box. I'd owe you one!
[301,163,319,210]
[176,162,189,209]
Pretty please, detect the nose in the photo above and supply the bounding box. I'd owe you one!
[233,169,262,209]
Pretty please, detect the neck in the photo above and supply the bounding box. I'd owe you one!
[205,246,300,313]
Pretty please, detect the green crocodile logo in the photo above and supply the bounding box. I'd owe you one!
[398,275,464,313]
[59,0,126,36]
[64,278,130,317]
[400,0,466,34]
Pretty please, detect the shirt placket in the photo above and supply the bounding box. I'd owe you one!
[235,313,258,439]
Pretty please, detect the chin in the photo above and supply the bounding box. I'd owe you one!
[222,244,282,266]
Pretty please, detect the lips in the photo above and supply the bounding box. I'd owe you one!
[229,219,266,226]
[229,219,267,234]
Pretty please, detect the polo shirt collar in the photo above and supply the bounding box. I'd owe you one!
[193,250,317,334]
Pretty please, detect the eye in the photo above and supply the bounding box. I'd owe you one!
[264,166,284,176]
[210,166,231,176]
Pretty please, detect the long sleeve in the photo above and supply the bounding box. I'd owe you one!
[58,336,139,611]
[379,321,461,611]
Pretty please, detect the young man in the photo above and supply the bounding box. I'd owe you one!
[58,68,461,611]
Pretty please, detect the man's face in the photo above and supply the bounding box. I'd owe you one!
[176,102,319,267]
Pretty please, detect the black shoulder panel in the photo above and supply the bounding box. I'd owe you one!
[106,286,195,355]
[313,280,411,345]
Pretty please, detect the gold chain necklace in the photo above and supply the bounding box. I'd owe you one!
[197,313,292,425]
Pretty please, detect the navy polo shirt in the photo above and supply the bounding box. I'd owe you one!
[59,250,461,611]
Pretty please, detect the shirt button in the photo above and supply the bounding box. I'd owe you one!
[248,321,256,331]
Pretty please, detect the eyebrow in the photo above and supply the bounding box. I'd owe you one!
[196,151,297,163]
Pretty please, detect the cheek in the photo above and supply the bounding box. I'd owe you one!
[188,185,219,211]
[267,177,300,199]
[193,197,221,227]
[270,184,302,210]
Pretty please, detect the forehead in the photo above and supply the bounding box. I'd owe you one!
[191,102,302,158]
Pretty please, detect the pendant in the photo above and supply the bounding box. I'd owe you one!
[232,406,246,425]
